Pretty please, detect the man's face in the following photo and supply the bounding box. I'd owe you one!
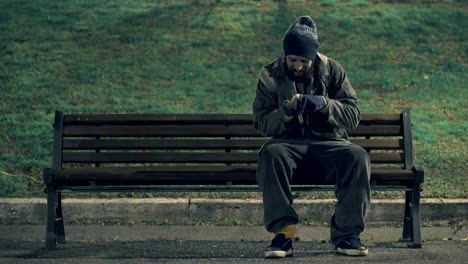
[285,55,313,81]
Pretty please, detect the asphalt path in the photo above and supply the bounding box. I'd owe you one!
[1,225,467,264]
[1,239,467,264]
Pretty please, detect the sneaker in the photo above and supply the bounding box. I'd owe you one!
[335,236,368,256]
[265,233,293,258]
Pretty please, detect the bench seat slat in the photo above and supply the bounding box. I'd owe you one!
[62,152,404,164]
[56,166,415,186]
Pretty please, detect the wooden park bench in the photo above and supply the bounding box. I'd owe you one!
[43,110,424,249]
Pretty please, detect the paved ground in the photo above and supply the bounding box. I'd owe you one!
[1,240,467,264]
[0,225,466,264]
[0,198,465,263]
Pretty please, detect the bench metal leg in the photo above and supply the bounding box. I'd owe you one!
[402,190,412,241]
[44,167,66,250]
[46,188,66,249]
[409,184,422,248]
[402,185,423,248]
[46,183,58,250]
[56,192,65,244]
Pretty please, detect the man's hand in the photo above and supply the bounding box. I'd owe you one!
[302,95,326,113]
[283,94,327,118]
[283,94,305,117]
[285,94,304,109]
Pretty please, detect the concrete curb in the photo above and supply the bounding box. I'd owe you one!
[0,198,466,226]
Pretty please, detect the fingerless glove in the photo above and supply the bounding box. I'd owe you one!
[302,95,326,113]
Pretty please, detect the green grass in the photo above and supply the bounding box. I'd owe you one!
[0,0,466,198]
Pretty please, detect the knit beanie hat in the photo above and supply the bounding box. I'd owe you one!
[283,16,320,60]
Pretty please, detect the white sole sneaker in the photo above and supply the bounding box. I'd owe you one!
[336,247,369,256]
[265,249,293,258]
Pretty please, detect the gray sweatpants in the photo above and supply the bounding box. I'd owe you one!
[256,139,371,245]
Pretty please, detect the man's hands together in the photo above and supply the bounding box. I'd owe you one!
[283,94,326,117]
[283,94,304,116]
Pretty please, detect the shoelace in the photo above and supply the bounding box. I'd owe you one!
[347,237,366,249]
[271,235,289,247]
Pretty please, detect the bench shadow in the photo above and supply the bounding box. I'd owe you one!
[11,240,341,259]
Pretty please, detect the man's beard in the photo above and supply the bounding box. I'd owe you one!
[285,65,313,82]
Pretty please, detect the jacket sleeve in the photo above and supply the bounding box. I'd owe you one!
[252,79,289,137]
[318,60,360,130]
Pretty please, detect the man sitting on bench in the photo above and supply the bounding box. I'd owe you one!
[252,15,371,258]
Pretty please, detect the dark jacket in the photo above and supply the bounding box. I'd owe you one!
[252,53,360,140]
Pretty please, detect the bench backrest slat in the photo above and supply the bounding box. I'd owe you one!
[62,139,268,150]
[62,125,259,137]
[62,138,403,150]
[348,125,401,136]
[62,124,402,137]
[61,152,404,164]
[63,114,254,125]
[62,152,258,164]
[63,113,401,125]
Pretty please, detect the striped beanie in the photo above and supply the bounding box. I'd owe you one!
[283,16,320,60]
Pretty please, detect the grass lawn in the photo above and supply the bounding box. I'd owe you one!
[0,0,466,198]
